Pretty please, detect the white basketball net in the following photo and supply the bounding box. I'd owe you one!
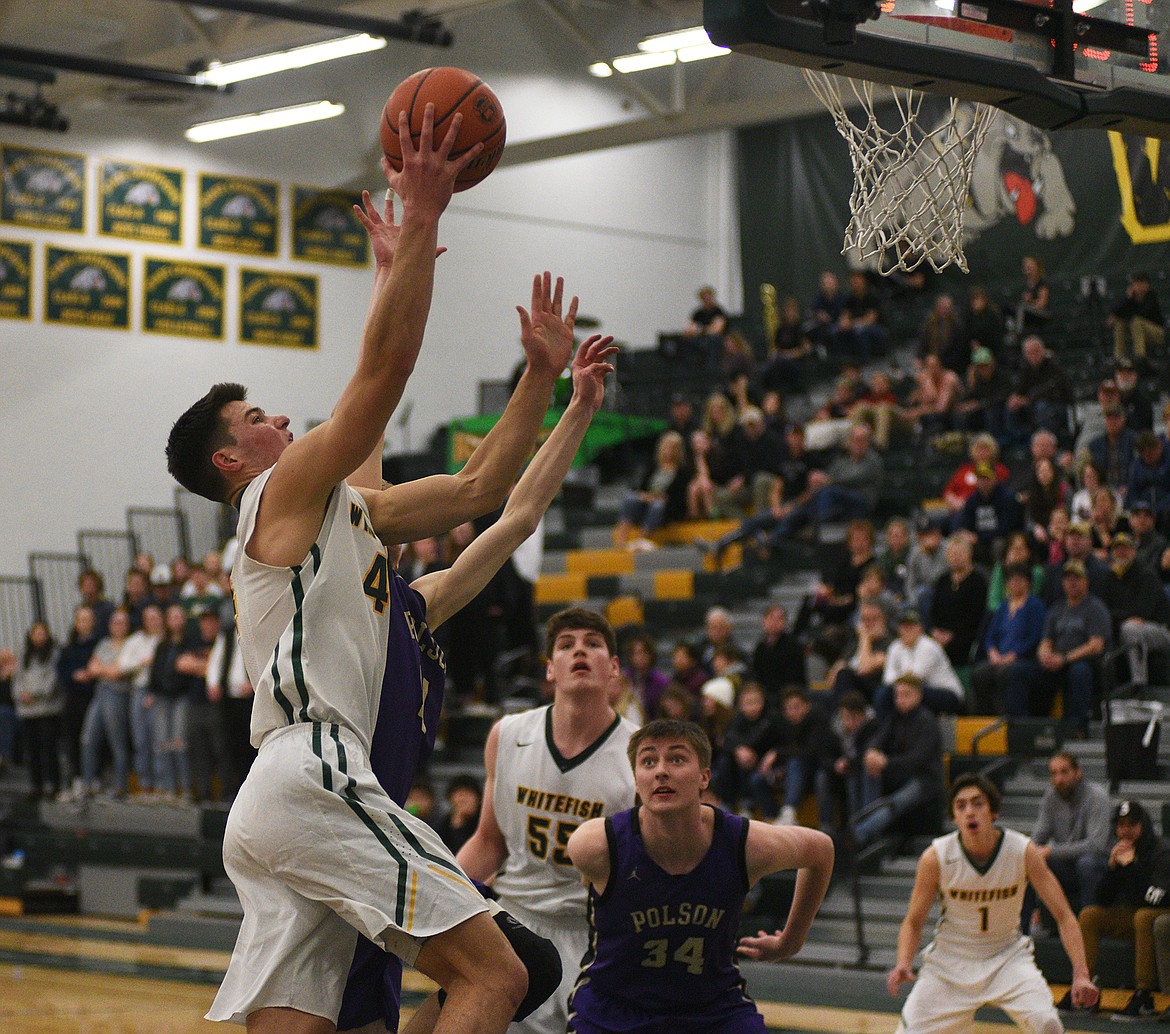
[802,69,998,274]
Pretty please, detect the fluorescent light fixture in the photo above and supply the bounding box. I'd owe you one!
[933,0,957,9]
[612,51,677,73]
[588,62,614,77]
[186,100,345,142]
[638,26,712,53]
[198,33,385,86]
[677,42,731,62]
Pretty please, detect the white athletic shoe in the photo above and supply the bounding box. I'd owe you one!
[774,805,797,826]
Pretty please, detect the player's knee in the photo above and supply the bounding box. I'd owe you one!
[493,909,561,1021]
[1028,1009,1063,1034]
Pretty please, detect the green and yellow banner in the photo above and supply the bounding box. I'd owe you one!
[1,146,85,232]
[0,240,32,320]
[44,246,130,329]
[98,160,183,244]
[143,258,225,339]
[239,268,317,349]
[292,186,369,266]
[199,175,278,255]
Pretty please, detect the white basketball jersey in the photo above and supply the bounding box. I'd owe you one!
[233,468,391,753]
[492,704,637,919]
[928,827,1029,962]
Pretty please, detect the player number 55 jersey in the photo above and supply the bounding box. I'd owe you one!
[492,704,637,919]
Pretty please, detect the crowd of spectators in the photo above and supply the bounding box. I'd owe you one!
[2,264,1169,1012]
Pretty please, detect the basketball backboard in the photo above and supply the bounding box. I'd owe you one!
[705,0,1170,137]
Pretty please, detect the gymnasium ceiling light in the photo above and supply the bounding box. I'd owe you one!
[198,33,386,86]
[186,100,344,142]
[597,27,730,76]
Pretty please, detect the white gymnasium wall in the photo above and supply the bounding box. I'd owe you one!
[0,104,738,574]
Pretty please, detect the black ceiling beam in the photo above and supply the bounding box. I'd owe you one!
[162,0,453,47]
[0,44,227,91]
[0,60,56,85]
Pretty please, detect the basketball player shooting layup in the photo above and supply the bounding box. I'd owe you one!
[565,720,834,1034]
[166,107,547,1034]
[338,331,618,1034]
[888,773,1099,1034]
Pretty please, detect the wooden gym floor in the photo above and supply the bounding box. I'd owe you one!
[0,913,1140,1033]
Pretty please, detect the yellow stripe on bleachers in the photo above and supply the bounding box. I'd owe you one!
[564,549,636,576]
[606,596,645,628]
[651,518,740,545]
[653,570,694,600]
[535,572,589,604]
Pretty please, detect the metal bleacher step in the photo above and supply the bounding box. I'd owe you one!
[147,909,241,952]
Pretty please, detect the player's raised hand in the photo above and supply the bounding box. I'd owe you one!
[886,963,915,996]
[1071,974,1100,1010]
[737,928,797,962]
[517,272,578,380]
[569,335,617,415]
[355,180,448,271]
[386,104,482,220]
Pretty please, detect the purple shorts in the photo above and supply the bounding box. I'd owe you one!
[568,983,767,1034]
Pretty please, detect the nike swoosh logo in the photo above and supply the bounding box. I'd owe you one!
[516,741,534,747]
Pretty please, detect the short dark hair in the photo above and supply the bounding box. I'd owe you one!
[627,719,712,770]
[949,772,1002,814]
[544,607,617,658]
[1050,750,1080,769]
[782,685,809,703]
[166,382,248,503]
[839,691,868,714]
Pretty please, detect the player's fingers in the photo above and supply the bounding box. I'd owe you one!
[516,306,532,334]
[529,273,542,316]
[397,110,415,157]
[436,246,447,258]
[417,103,436,153]
[551,276,564,316]
[565,294,579,327]
[448,139,483,177]
[436,111,462,159]
[380,155,395,182]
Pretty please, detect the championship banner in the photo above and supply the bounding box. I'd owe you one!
[239,268,317,349]
[98,160,183,244]
[1,146,85,232]
[0,240,32,320]
[143,258,225,339]
[291,186,369,266]
[199,174,279,255]
[44,246,130,330]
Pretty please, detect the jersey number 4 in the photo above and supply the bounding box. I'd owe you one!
[363,553,390,615]
[642,936,705,975]
[526,815,577,866]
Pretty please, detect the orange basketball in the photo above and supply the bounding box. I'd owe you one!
[380,67,506,192]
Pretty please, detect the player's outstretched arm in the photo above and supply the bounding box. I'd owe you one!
[258,107,479,536]
[886,846,939,997]
[736,822,833,962]
[567,818,612,894]
[1026,842,1099,1009]
[414,336,616,629]
[360,273,583,543]
[456,721,510,882]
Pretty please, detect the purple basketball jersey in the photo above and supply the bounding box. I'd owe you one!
[337,566,446,1032]
[568,806,762,1033]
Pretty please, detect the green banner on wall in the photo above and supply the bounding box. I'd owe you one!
[0,239,32,320]
[291,186,369,266]
[239,268,317,348]
[143,258,225,339]
[199,174,279,255]
[98,160,183,244]
[44,246,130,329]
[1,146,85,233]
